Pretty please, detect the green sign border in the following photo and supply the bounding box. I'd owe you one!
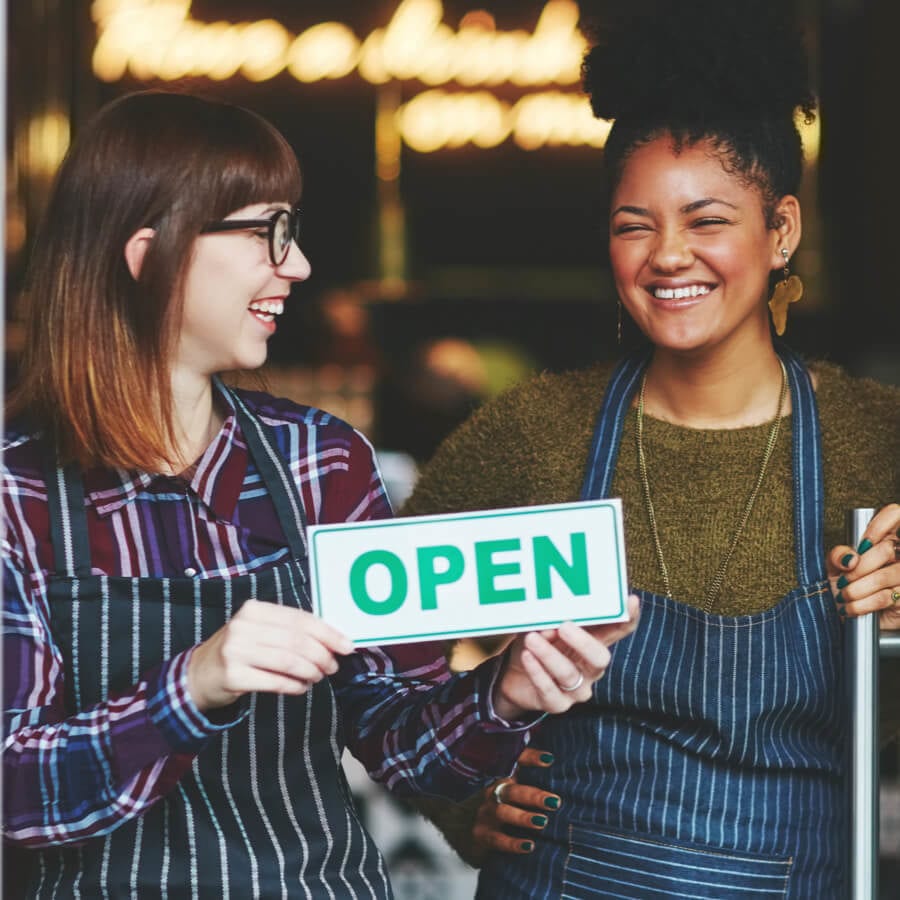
[309,501,627,645]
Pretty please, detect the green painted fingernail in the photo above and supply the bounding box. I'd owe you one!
[543,796,560,810]
[841,554,854,567]
[857,538,873,554]
[531,815,548,827]
[520,840,534,852]
[837,575,849,589]
[539,753,555,765]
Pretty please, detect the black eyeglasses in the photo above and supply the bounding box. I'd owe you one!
[201,207,301,266]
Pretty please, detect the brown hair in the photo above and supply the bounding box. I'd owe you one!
[8,90,302,470]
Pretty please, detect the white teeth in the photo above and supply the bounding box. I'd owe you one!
[249,299,284,316]
[653,285,711,300]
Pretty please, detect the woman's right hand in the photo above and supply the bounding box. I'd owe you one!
[187,599,354,710]
[471,747,560,860]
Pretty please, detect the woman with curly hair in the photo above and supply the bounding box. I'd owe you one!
[402,1,900,896]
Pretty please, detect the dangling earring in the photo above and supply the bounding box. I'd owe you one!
[767,248,803,336]
[617,300,623,345]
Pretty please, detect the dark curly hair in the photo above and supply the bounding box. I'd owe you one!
[581,0,816,227]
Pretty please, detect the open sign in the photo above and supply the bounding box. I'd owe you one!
[307,500,629,646]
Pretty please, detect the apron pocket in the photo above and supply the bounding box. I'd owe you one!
[562,822,791,898]
[47,575,230,711]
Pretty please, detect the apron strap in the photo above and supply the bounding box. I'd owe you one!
[43,457,92,577]
[777,342,827,584]
[580,349,652,502]
[228,387,309,562]
[580,345,826,587]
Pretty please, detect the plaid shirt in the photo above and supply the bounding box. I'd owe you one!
[3,384,532,848]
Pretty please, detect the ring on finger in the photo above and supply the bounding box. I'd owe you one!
[560,672,585,693]
[891,589,900,605]
[492,781,510,805]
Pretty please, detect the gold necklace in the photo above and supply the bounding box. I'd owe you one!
[635,359,788,611]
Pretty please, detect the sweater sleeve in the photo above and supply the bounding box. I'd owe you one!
[401,386,532,517]
[402,367,605,518]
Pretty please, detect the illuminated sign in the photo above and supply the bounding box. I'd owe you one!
[399,89,611,151]
[91,0,607,151]
[92,0,586,87]
[89,1,819,157]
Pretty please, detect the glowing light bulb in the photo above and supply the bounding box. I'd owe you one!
[288,23,359,81]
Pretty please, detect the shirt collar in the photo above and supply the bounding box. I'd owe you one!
[85,381,249,522]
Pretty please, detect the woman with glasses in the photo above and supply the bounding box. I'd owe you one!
[401,2,899,896]
[2,90,638,898]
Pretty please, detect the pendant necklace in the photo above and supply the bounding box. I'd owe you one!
[635,358,788,612]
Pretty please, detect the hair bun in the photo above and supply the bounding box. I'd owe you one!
[581,0,816,124]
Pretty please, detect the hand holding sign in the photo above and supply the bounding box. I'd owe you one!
[493,595,640,719]
[309,501,632,646]
[187,599,354,711]
[308,500,639,720]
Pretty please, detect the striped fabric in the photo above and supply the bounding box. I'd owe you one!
[3,383,533,897]
[561,825,791,897]
[478,348,847,899]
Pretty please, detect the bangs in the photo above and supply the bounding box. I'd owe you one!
[105,92,303,223]
[207,124,303,218]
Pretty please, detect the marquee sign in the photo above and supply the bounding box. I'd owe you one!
[92,0,585,87]
[90,0,611,151]
[89,1,818,154]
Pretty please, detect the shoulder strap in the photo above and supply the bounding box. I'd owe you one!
[777,343,826,584]
[228,389,309,561]
[580,349,652,502]
[43,456,93,577]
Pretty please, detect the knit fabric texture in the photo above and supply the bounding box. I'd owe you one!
[403,358,898,615]
[401,357,900,747]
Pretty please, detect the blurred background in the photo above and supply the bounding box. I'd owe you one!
[7,1,898,486]
[5,1,898,896]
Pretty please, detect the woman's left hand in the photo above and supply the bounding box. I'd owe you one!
[827,503,900,630]
[492,594,639,720]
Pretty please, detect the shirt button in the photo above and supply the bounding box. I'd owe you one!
[184,567,198,577]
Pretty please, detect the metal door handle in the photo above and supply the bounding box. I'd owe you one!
[846,508,879,899]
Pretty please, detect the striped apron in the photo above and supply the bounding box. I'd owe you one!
[477,347,846,898]
[21,393,393,898]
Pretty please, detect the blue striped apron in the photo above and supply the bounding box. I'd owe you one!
[21,392,393,898]
[477,347,846,898]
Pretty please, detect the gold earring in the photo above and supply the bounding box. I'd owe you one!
[617,300,623,345]
[767,248,803,336]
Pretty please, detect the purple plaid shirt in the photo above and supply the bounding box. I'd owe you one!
[3,384,533,848]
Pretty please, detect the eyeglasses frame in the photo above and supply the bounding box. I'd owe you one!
[200,207,301,267]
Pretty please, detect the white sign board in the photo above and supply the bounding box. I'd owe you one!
[307,500,629,647]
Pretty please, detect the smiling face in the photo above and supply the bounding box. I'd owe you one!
[609,136,799,362]
[175,202,311,378]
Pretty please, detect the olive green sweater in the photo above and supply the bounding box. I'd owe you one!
[402,358,899,749]
[399,359,898,864]
[403,359,898,615]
